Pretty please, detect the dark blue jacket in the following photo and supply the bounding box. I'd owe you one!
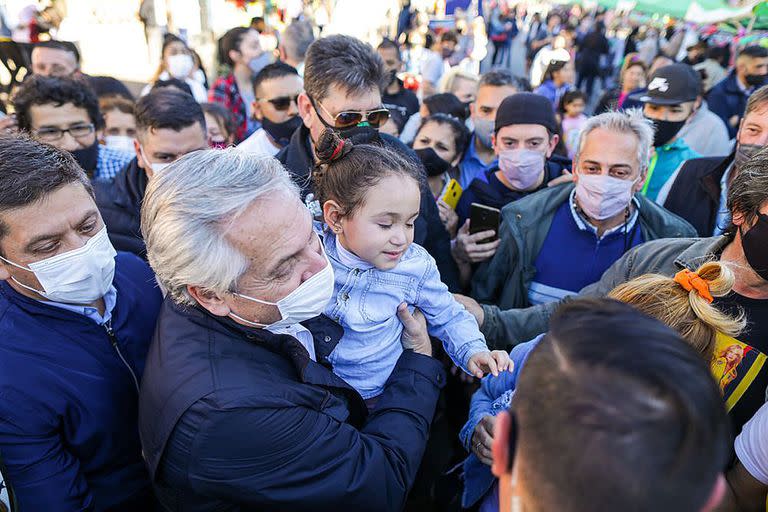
[277,124,461,292]
[139,298,446,511]
[707,72,749,139]
[94,157,148,260]
[0,252,163,511]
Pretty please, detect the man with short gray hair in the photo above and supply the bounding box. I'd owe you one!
[279,20,314,76]
[468,109,696,312]
[138,148,446,510]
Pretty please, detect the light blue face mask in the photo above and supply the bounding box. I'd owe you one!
[248,53,272,75]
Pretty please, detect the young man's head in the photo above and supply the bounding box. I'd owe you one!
[298,35,389,146]
[219,26,263,75]
[134,90,208,178]
[493,298,730,512]
[471,69,520,150]
[634,63,702,148]
[252,62,303,148]
[99,95,136,152]
[492,93,559,190]
[0,134,112,305]
[735,45,768,89]
[377,38,402,87]
[13,75,104,173]
[439,30,459,59]
[31,40,81,78]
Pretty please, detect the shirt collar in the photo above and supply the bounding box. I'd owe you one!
[465,135,497,167]
[569,189,640,239]
[37,285,118,326]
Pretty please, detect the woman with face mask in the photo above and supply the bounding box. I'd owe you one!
[140,34,208,103]
[209,27,273,144]
[412,114,471,236]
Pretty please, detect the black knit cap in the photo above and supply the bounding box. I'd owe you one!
[494,92,558,133]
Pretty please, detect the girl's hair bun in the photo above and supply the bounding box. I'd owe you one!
[315,128,353,164]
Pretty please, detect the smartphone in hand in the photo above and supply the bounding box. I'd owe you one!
[469,203,501,242]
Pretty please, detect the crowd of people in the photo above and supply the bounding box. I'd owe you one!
[1,2,768,511]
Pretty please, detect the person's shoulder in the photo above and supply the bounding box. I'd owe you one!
[237,129,278,157]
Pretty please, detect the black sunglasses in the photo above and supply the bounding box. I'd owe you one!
[308,95,390,129]
[258,95,299,111]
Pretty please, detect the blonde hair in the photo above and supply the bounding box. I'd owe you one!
[438,68,480,96]
[608,261,746,358]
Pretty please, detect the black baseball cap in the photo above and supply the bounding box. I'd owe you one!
[495,92,558,133]
[629,63,702,105]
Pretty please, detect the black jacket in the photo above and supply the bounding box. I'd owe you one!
[94,157,147,259]
[277,125,461,291]
[663,152,733,237]
[139,299,446,511]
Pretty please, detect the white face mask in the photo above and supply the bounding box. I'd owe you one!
[139,145,170,173]
[166,53,194,79]
[104,135,135,154]
[230,247,335,331]
[575,174,639,220]
[0,226,117,304]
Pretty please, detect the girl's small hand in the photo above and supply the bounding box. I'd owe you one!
[468,351,499,378]
[491,350,513,373]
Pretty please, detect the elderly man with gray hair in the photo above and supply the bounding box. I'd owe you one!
[137,148,445,511]
[459,109,696,341]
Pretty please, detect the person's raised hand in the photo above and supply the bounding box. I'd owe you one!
[398,303,431,356]
[453,293,485,327]
[468,350,499,378]
[437,199,459,238]
[471,415,497,466]
[547,170,573,187]
[452,219,500,264]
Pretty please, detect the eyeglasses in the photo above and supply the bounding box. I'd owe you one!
[258,95,299,111]
[34,123,95,142]
[309,95,390,129]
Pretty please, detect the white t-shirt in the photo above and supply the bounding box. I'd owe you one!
[237,128,280,157]
[735,401,768,485]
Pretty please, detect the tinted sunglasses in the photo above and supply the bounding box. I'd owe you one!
[309,95,390,129]
[259,95,299,111]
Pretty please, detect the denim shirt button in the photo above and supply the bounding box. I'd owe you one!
[341,292,350,301]
[324,335,331,343]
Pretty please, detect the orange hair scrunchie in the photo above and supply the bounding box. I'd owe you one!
[674,269,714,303]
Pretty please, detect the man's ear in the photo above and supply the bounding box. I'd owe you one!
[228,49,241,66]
[252,100,263,121]
[323,200,344,233]
[469,101,476,118]
[547,133,560,158]
[187,285,230,317]
[298,92,314,129]
[491,410,512,478]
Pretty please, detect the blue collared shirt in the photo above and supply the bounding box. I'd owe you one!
[40,285,118,326]
[459,135,496,189]
[323,232,487,399]
[95,145,133,182]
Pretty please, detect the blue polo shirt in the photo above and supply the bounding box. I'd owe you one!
[459,135,496,189]
[528,191,644,305]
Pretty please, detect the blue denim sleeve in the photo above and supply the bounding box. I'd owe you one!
[413,248,488,371]
[458,335,545,451]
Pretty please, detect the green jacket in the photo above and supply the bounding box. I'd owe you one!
[480,235,730,351]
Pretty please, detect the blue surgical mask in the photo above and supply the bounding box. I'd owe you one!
[248,53,272,75]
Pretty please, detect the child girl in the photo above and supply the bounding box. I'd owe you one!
[559,90,588,159]
[312,129,510,401]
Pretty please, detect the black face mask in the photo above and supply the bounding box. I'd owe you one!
[336,123,381,145]
[261,115,303,148]
[415,147,451,177]
[741,213,768,281]
[734,143,764,171]
[649,118,687,147]
[71,139,100,173]
[746,73,768,88]
[387,69,398,86]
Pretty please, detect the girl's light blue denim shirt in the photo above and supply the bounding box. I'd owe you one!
[323,231,488,399]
